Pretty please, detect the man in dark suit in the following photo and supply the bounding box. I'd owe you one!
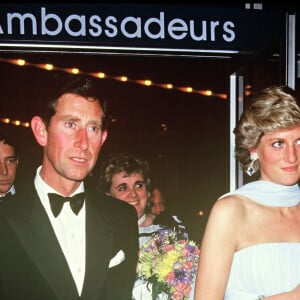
[0,75,139,300]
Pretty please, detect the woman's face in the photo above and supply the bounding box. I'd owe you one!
[257,125,300,185]
[109,171,148,218]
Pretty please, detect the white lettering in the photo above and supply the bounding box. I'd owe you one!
[89,15,102,37]
[105,16,118,37]
[65,14,86,37]
[168,18,187,40]
[190,20,207,41]
[7,12,37,35]
[41,7,62,35]
[1,7,237,46]
[144,12,164,39]
[121,16,141,38]
[223,21,235,42]
[210,21,219,41]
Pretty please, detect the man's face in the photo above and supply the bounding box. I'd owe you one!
[37,93,107,191]
[0,141,18,196]
[149,188,165,216]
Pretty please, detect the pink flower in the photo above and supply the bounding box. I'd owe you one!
[174,282,192,298]
[165,272,175,282]
[164,244,175,252]
[183,285,192,297]
[182,261,193,270]
[174,282,189,293]
[172,291,184,300]
[181,248,189,256]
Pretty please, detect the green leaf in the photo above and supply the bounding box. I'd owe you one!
[151,281,170,300]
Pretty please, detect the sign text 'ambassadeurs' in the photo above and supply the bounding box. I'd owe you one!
[1,7,236,43]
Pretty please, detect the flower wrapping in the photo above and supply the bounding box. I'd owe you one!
[137,228,200,300]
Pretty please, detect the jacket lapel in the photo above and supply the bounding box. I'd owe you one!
[7,193,78,300]
[81,195,114,300]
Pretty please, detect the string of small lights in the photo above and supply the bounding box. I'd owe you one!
[0,57,228,128]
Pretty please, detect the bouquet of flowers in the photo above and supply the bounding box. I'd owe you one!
[137,228,200,300]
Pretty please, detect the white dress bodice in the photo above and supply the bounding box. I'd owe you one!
[222,180,300,300]
[225,243,300,299]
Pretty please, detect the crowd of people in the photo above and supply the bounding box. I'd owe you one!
[1,74,300,300]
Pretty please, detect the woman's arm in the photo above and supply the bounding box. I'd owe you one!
[263,284,300,300]
[194,196,243,300]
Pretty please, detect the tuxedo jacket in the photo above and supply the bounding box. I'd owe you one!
[0,182,139,300]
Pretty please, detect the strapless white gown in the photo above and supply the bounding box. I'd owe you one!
[221,181,300,299]
[224,243,300,299]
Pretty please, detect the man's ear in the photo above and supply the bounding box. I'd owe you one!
[101,130,108,146]
[31,116,47,146]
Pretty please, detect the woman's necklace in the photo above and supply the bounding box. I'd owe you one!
[138,214,146,226]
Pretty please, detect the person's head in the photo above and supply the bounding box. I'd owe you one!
[31,75,108,194]
[0,136,18,196]
[98,153,151,218]
[234,85,300,185]
[148,187,166,216]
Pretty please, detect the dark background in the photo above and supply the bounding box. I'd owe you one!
[0,50,285,242]
[1,2,299,242]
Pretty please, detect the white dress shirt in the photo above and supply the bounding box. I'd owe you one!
[34,166,86,295]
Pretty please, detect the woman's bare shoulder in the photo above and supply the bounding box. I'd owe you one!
[208,193,249,227]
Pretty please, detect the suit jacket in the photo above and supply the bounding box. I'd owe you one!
[0,182,139,300]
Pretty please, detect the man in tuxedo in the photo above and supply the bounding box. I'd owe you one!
[0,75,139,300]
[0,135,18,201]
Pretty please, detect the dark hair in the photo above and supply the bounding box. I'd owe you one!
[37,74,108,129]
[97,153,152,193]
[0,133,18,155]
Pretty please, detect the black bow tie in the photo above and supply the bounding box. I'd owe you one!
[48,192,85,217]
[0,192,12,202]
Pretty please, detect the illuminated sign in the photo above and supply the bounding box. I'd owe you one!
[0,3,284,55]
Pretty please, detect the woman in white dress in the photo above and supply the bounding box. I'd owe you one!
[194,85,300,300]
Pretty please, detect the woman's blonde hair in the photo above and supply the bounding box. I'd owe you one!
[234,85,300,175]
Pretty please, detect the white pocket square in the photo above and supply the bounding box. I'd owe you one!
[109,249,125,268]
